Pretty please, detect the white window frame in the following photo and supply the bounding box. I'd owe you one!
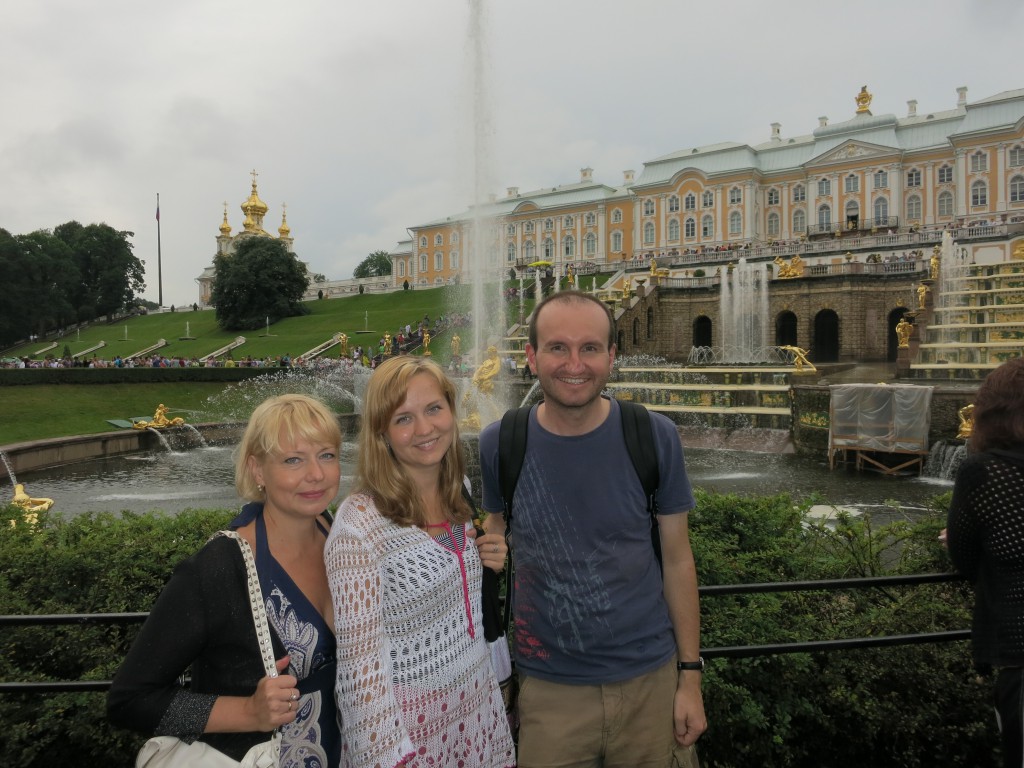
[906,169,922,188]
[873,170,888,189]
[793,185,806,203]
[971,151,988,173]
[729,187,742,205]
[971,181,987,207]
[817,178,831,197]
[938,191,954,217]
[907,195,922,221]
[845,174,859,193]
[643,221,655,244]
[937,165,953,184]
[728,210,742,235]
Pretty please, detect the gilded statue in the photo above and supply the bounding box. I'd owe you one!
[469,346,502,396]
[622,278,631,299]
[422,329,431,356]
[450,334,461,357]
[917,283,930,310]
[779,345,816,373]
[855,85,873,114]
[338,332,349,357]
[566,264,575,287]
[930,246,941,280]
[895,317,913,348]
[957,403,975,440]
[132,403,185,430]
[650,258,658,276]
[460,345,503,430]
[773,255,804,279]
[12,483,54,513]
[384,333,392,355]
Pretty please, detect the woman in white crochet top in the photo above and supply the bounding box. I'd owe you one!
[326,356,515,767]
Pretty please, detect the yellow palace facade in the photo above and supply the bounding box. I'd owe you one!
[395,85,1024,286]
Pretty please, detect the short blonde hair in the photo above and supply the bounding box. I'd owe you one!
[355,356,469,527]
[234,393,342,500]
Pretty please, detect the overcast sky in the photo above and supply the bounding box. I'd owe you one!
[1,0,1020,307]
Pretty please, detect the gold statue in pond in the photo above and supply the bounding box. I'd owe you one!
[132,403,185,429]
[779,345,816,373]
[12,483,54,513]
[957,403,975,440]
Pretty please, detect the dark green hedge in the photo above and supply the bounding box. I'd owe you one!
[0,367,274,386]
[0,491,998,767]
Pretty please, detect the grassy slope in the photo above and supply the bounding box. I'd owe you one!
[0,286,486,445]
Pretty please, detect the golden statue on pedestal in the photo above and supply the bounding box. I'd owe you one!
[779,345,816,373]
[917,283,930,310]
[773,254,805,279]
[450,334,461,357]
[855,85,873,114]
[460,346,503,430]
[957,403,975,440]
[12,483,54,514]
[132,404,185,430]
[895,317,913,348]
[422,329,432,356]
[930,246,941,280]
[338,332,349,357]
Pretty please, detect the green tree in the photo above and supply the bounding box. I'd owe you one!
[210,236,310,330]
[0,230,80,345]
[353,249,392,278]
[53,222,145,320]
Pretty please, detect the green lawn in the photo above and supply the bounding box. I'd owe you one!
[0,283,545,445]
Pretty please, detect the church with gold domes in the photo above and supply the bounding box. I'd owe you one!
[195,171,295,306]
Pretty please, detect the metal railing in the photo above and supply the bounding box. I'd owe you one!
[0,572,969,694]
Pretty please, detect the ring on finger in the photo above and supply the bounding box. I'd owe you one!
[290,691,299,702]
[287,700,293,711]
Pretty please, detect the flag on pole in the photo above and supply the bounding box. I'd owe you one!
[156,205,160,221]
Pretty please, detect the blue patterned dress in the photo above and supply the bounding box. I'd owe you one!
[231,503,341,768]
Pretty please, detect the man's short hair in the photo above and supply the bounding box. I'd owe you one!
[528,290,615,350]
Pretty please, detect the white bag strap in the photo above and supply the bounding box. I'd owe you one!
[216,530,278,678]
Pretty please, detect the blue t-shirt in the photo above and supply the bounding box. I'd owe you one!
[479,398,695,685]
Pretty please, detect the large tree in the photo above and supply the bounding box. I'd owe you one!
[53,221,145,320]
[353,249,392,279]
[210,236,310,330]
[0,230,80,345]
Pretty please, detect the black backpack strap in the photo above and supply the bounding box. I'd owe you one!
[496,406,531,636]
[618,400,662,568]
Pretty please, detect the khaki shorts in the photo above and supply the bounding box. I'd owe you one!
[517,657,699,768]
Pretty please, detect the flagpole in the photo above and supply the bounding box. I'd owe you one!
[156,193,163,307]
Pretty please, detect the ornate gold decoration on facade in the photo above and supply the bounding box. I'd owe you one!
[773,254,805,278]
[855,85,873,114]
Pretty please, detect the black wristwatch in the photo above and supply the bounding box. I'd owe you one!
[677,657,705,672]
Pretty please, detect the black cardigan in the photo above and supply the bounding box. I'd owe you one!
[947,446,1024,671]
[108,535,287,760]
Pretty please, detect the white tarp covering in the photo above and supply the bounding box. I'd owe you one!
[828,384,933,453]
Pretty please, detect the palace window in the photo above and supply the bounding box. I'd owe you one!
[643,199,656,216]
[507,224,516,236]
[729,187,742,205]
[971,151,988,173]
[1010,175,1024,203]
[420,253,428,271]
[435,234,444,246]
[564,215,574,228]
[523,240,535,261]
[1010,146,1024,167]
[585,232,597,255]
[507,243,516,262]
[524,222,535,234]
[938,165,953,184]
[452,232,459,243]
[793,209,806,233]
[767,212,779,237]
[544,218,553,231]
[419,236,427,248]
[817,178,831,197]
[702,190,714,207]
[685,193,696,210]
[728,210,742,235]
[668,195,680,213]
[643,222,655,244]
[612,231,623,251]
[542,238,554,259]
[873,170,888,189]
[398,261,405,277]
[611,208,623,224]
[767,188,780,206]
[668,218,680,241]
[685,217,696,238]
[845,174,860,193]
[817,204,831,228]
[907,195,922,221]
[938,191,954,217]
[435,252,443,271]
[585,212,596,226]
[873,197,888,221]
[793,184,806,203]
[906,169,922,188]
[701,215,714,238]
[451,251,459,269]
[563,235,575,257]
[971,181,987,207]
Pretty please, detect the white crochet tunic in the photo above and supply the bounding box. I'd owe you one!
[325,493,515,768]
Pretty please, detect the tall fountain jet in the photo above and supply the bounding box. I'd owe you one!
[719,258,770,363]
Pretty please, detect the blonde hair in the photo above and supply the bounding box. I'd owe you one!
[234,393,343,500]
[355,356,469,527]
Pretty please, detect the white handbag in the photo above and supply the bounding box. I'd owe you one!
[136,532,282,768]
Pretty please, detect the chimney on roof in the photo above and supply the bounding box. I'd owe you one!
[957,86,968,107]
[580,167,593,183]
[770,122,781,142]
[507,187,519,198]
[907,100,918,117]
[623,170,635,185]
[818,116,828,128]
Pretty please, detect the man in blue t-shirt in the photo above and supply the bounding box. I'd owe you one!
[479,290,707,766]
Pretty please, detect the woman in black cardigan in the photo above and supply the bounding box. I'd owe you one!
[947,357,1024,767]
[108,394,343,765]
